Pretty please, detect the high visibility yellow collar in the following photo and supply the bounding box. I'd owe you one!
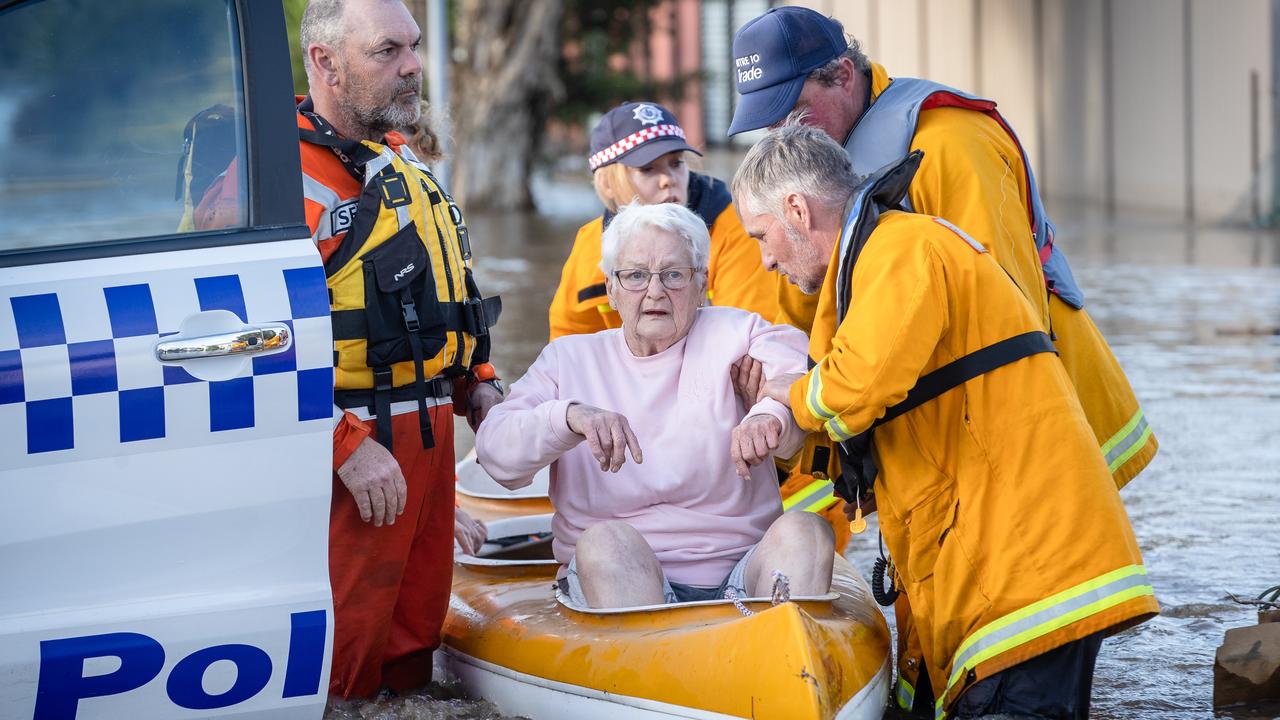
[869,62,892,103]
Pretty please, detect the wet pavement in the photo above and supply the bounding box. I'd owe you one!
[336,170,1280,719]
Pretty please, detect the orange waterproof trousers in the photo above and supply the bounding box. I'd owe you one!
[328,405,456,698]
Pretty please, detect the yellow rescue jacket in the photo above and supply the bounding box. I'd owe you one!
[299,104,498,448]
[548,173,778,339]
[792,208,1158,714]
[777,62,1157,490]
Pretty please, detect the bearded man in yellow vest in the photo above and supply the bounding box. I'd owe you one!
[298,0,502,698]
[735,124,1158,719]
[194,5,500,697]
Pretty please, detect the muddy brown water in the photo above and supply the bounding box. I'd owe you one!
[330,173,1280,719]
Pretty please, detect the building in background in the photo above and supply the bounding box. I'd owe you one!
[632,0,1276,226]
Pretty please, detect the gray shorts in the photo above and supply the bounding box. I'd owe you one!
[559,546,757,608]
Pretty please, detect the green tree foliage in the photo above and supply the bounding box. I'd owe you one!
[275,0,696,133]
[283,0,310,95]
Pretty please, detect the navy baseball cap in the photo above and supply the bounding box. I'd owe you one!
[727,7,848,135]
[588,101,701,171]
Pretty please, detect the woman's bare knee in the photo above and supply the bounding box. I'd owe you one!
[576,520,650,570]
[575,521,664,607]
[747,512,836,595]
[764,511,835,547]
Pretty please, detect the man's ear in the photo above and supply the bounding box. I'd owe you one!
[833,56,856,89]
[309,45,341,87]
[783,191,812,232]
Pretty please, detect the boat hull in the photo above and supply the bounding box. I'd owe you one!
[436,644,892,719]
[438,546,891,719]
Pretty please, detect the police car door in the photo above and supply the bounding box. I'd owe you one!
[0,2,332,718]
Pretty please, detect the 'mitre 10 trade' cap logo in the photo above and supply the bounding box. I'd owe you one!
[735,52,763,84]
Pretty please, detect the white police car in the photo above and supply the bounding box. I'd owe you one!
[1,1,334,718]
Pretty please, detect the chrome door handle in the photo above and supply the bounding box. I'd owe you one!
[155,323,292,362]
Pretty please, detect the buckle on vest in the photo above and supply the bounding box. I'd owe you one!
[463,296,488,337]
[401,300,420,333]
[373,367,393,394]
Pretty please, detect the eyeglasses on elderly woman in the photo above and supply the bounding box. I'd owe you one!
[612,267,703,292]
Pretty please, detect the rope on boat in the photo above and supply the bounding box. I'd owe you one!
[771,570,791,605]
[723,571,793,617]
[724,587,754,616]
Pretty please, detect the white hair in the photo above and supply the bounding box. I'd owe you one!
[731,122,857,219]
[599,202,711,276]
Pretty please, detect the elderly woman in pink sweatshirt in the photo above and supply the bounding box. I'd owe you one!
[476,202,835,609]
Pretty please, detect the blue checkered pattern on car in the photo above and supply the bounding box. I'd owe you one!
[0,266,332,456]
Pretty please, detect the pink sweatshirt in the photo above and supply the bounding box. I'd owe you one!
[475,307,809,586]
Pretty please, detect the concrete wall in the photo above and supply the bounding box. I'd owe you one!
[1189,0,1272,221]
[781,0,1274,224]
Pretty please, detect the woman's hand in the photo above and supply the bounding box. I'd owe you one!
[454,508,487,555]
[730,414,783,479]
[566,402,644,472]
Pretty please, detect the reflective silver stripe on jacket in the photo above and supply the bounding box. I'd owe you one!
[301,172,343,244]
[895,675,915,710]
[781,477,838,513]
[943,564,1154,699]
[1103,409,1152,473]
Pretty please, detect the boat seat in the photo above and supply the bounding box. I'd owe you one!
[456,513,559,567]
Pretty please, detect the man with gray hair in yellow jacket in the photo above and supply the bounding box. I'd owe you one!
[737,123,1158,720]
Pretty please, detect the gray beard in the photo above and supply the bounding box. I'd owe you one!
[339,97,420,139]
[784,220,825,295]
[336,82,421,140]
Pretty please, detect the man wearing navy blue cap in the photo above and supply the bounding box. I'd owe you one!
[730,5,1158,719]
[727,6,860,139]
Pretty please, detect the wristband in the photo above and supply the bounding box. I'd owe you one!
[472,362,498,382]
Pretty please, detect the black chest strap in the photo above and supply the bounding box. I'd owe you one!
[875,331,1055,429]
[296,97,379,182]
[833,330,1057,503]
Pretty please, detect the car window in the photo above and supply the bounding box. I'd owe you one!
[0,0,248,251]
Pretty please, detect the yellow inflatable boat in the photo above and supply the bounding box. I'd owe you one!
[436,512,893,719]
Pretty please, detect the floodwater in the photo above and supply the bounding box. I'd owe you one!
[330,167,1280,719]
